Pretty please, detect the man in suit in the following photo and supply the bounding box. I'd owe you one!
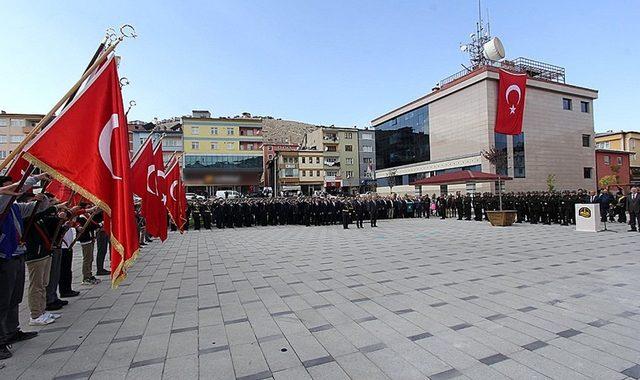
[626,187,640,232]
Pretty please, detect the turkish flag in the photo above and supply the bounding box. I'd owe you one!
[130,137,158,229]
[495,69,527,135]
[24,55,139,287]
[165,158,186,232]
[6,153,30,182]
[46,179,84,205]
[149,142,167,241]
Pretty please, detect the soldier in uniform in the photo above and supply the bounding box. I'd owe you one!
[192,202,201,230]
[368,197,378,227]
[354,199,364,228]
[342,201,353,229]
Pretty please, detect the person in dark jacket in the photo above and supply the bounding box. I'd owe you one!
[626,186,640,232]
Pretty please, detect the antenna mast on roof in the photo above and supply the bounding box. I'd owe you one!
[459,0,505,69]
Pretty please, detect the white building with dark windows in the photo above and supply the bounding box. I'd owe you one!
[373,59,598,194]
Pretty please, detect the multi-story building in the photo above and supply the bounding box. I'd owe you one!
[275,149,301,195]
[373,58,598,194]
[595,131,640,186]
[182,110,263,195]
[304,127,361,194]
[595,148,633,189]
[298,149,324,195]
[263,142,299,189]
[129,118,183,164]
[358,128,376,192]
[0,112,44,161]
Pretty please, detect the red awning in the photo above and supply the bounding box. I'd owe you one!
[410,170,512,186]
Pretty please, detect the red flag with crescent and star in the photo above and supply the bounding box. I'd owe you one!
[495,69,527,135]
[150,141,168,241]
[165,158,186,232]
[130,136,159,233]
[23,55,139,287]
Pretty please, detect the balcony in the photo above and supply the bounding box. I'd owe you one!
[323,135,339,144]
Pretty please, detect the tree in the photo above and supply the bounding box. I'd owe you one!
[598,174,618,188]
[546,174,556,192]
[610,163,621,183]
[387,169,397,194]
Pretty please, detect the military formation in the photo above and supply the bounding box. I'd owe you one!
[183,187,631,230]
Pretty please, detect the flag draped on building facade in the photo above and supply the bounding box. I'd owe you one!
[23,55,139,287]
[495,69,527,135]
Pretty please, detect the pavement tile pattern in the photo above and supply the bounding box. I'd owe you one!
[2,218,640,379]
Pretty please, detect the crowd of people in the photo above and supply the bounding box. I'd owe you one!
[0,174,111,360]
[183,186,640,231]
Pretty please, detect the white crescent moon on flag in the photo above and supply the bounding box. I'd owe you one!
[146,164,156,195]
[505,84,522,105]
[98,114,122,180]
[170,180,178,201]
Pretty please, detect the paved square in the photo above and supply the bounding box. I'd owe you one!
[3,218,640,379]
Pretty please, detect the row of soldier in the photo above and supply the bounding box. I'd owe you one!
[182,188,626,229]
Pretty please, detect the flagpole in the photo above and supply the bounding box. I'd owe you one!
[68,208,100,249]
[0,37,124,172]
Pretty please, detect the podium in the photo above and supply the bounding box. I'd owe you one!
[575,203,601,232]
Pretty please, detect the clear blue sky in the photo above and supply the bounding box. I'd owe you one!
[1,0,638,132]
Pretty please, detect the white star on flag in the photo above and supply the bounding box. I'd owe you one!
[509,105,516,114]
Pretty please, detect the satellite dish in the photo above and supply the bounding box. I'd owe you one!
[482,36,505,61]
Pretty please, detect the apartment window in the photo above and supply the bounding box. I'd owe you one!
[301,157,306,164]
[596,141,611,149]
[226,127,234,135]
[226,142,234,150]
[0,119,8,127]
[346,158,353,165]
[362,145,373,153]
[191,141,199,150]
[10,136,23,143]
[346,171,353,178]
[0,135,7,143]
[580,101,590,113]
[617,156,623,165]
[302,170,306,177]
[191,126,199,134]
[582,134,591,147]
[326,145,337,152]
[345,132,353,139]
[361,133,373,140]
[583,167,592,179]
[631,139,636,149]
[316,157,320,164]
[309,170,314,176]
[345,145,353,152]
[211,142,218,150]
[210,127,218,135]
[316,170,320,176]
[562,98,572,110]
[513,133,526,178]
[0,151,5,159]
[632,153,637,161]
[603,155,610,165]
[363,157,372,163]
[10,119,25,127]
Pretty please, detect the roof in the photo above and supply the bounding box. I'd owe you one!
[595,149,634,155]
[410,170,512,186]
[595,130,640,138]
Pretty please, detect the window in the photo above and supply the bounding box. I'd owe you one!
[211,142,218,150]
[309,170,314,176]
[346,158,353,165]
[0,119,8,127]
[226,142,234,150]
[345,171,353,178]
[191,126,199,134]
[316,157,320,164]
[226,127,234,135]
[596,141,611,149]
[583,167,592,179]
[345,132,353,139]
[617,156,623,165]
[0,151,5,159]
[326,145,337,152]
[210,127,218,135]
[495,133,508,176]
[582,134,591,147]
[513,133,525,178]
[363,157,372,163]
[362,145,373,153]
[631,139,636,149]
[0,135,7,143]
[302,170,306,177]
[632,153,637,161]
[580,101,590,113]
[345,145,353,152]
[603,155,610,165]
[191,141,199,150]
[10,119,25,127]
[10,135,23,143]
[316,170,320,176]
[361,133,373,140]
[563,98,572,110]
[301,157,306,164]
